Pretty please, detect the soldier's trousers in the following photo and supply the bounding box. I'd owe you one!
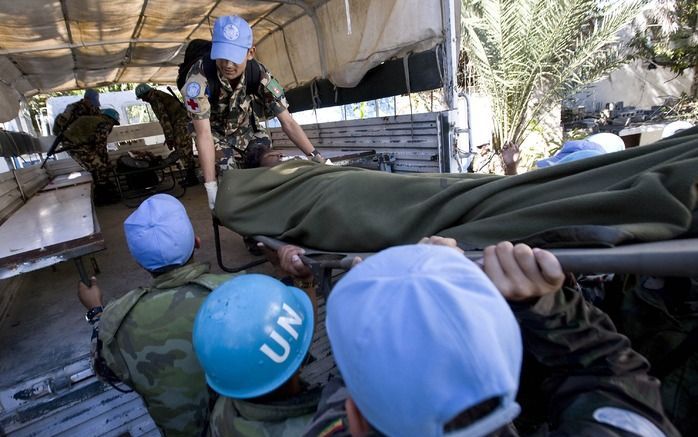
[172,121,195,170]
[65,141,113,184]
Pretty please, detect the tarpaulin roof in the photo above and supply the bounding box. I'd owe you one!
[0,0,447,121]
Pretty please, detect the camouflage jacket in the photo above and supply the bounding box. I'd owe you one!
[61,114,116,148]
[619,276,698,436]
[96,262,235,437]
[302,288,680,437]
[140,88,191,148]
[208,388,321,437]
[181,59,288,150]
[53,99,100,136]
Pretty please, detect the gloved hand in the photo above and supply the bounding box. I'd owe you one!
[204,181,218,210]
[310,153,326,164]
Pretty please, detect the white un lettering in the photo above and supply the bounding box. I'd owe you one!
[259,303,303,363]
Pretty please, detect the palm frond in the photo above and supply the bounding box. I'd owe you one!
[462,0,648,150]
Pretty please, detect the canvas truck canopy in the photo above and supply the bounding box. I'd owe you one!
[0,0,459,122]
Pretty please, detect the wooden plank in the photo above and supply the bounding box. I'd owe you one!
[276,113,440,131]
[0,195,23,225]
[271,130,438,143]
[107,122,163,142]
[0,177,19,198]
[0,171,16,183]
[393,162,439,172]
[272,140,438,149]
[46,157,84,176]
[272,125,439,137]
[15,167,49,199]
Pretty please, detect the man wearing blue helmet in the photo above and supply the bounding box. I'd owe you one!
[303,238,679,437]
[53,88,101,137]
[180,15,324,210]
[193,269,319,436]
[77,194,239,436]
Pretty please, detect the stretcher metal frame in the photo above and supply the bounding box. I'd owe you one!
[212,211,698,297]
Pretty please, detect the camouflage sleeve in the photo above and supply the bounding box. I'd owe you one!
[301,378,351,437]
[181,60,211,120]
[512,288,679,436]
[258,63,290,117]
[149,93,176,141]
[53,103,77,136]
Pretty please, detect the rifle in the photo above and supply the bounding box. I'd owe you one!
[40,134,63,169]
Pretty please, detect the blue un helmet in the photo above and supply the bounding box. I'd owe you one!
[135,83,153,99]
[192,274,314,399]
[100,108,120,125]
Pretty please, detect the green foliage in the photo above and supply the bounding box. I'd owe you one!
[461,0,647,153]
[630,0,698,96]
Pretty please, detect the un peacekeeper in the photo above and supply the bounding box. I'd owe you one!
[303,238,679,437]
[61,108,120,204]
[53,88,101,136]
[181,15,324,209]
[77,194,237,437]
[193,272,319,436]
[135,83,199,186]
[618,275,698,436]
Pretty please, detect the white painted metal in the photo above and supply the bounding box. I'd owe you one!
[0,183,95,260]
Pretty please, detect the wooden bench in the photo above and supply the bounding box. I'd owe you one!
[0,130,104,282]
[270,113,448,173]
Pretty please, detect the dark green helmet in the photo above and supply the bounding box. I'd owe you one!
[135,83,153,98]
[101,108,120,124]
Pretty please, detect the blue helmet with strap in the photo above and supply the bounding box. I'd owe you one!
[192,274,314,399]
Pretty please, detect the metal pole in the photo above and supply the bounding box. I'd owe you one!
[441,0,458,111]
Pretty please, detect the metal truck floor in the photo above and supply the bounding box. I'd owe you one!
[0,186,276,436]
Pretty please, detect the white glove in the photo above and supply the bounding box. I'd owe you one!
[204,181,218,210]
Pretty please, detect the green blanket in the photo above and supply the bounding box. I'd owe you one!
[216,128,698,252]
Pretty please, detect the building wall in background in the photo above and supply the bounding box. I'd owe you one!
[569,60,694,112]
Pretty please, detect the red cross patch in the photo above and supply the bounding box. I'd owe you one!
[186,98,200,112]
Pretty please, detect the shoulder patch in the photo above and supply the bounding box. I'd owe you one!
[186,82,201,98]
[265,78,284,98]
[593,407,665,437]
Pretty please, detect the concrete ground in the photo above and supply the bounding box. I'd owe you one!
[0,185,276,388]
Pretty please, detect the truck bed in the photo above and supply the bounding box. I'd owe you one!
[0,188,275,436]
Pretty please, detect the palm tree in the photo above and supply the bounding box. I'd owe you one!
[631,0,698,99]
[461,0,648,172]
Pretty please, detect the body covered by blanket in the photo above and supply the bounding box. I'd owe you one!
[216,128,698,252]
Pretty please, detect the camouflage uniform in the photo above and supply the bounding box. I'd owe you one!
[619,276,698,436]
[303,287,680,437]
[207,388,320,437]
[61,114,116,184]
[181,59,288,171]
[94,262,235,437]
[139,88,195,171]
[52,99,100,137]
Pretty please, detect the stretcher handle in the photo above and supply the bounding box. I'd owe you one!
[253,235,357,270]
[255,236,697,278]
[464,238,698,277]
